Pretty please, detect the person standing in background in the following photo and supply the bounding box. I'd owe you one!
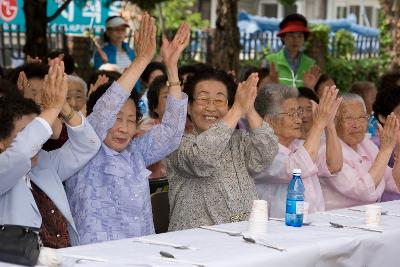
[266,14,316,88]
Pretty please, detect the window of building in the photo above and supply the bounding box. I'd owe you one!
[349,5,360,23]
[363,6,373,26]
[261,3,278,18]
[283,4,297,17]
[336,6,347,19]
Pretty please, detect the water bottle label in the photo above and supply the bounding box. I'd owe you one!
[286,199,304,214]
[296,201,304,214]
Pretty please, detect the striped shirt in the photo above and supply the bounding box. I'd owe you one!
[116,50,132,70]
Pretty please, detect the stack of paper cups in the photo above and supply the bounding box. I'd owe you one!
[248,200,268,236]
[365,204,381,226]
[303,202,310,224]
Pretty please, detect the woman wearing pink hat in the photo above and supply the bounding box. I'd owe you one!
[93,16,136,71]
[266,14,316,88]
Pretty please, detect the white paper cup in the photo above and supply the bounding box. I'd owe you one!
[365,204,381,226]
[303,202,310,224]
[248,200,268,221]
[248,200,268,236]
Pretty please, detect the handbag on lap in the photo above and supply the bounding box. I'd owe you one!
[0,225,41,266]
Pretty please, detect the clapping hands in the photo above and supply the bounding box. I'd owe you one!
[303,65,320,89]
[134,13,157,64]
[161,22,190,68]
[233,72,259,116]
[41,58,68,112]
[378,113,400,153]
[313,86,341,129]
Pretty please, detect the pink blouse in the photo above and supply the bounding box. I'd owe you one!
[318,136,399,210]
[255,139,325,217]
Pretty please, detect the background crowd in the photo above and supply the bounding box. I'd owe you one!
[0,12,400,250]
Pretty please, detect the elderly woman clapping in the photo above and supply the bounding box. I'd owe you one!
[319,93,400,210]
[254,84,342,217]
[167,71,279,231]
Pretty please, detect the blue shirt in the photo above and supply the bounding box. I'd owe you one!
[93,42,141,93]
[283,48,301,74]
[66,82,188,245]
[93,42,135,69]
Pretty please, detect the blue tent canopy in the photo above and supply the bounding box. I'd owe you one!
[238,11,379,37]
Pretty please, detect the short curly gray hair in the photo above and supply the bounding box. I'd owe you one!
[255,83,299,119]
[67,75,88,96]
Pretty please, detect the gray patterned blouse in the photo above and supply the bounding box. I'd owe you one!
[167,120,278,231]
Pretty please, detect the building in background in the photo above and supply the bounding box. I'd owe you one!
[196,0,380,28]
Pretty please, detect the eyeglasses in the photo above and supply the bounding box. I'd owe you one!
[194,95,228,108]
[341,115,368,124]
[278,109,304,119]
[299,106,312,115]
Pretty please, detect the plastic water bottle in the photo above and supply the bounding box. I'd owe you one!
[138,98,147,115]
[285,169,305,227]
[367,113,377,137]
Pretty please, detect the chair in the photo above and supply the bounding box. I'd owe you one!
[149,177,169,194]
[151,191,170,234]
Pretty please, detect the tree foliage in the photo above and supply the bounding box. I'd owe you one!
[152,0,209,30]
[334,29,355,60]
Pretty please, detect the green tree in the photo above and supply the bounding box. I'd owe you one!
[152,0,208,30]
[334,29,355,60]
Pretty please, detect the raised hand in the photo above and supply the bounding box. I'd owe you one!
[88,74,109,97]
[379,113,399,152]
[313,86,341,130]
[233,72,259,115]
[303,65,320,89]
[26,55,42,64]
[161,22,190,68]
[41,59,68,112]
[134,13,156,63]
[47,54,64,65]
[267,62,279,84]
[17,71,29,91]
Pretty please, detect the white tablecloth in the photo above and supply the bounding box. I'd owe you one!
[3,201,400,267]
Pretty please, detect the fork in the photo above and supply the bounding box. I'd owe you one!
[329,222,383,233]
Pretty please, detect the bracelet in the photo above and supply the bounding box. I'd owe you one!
[59,107,75,122]
[166,80,181,87]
